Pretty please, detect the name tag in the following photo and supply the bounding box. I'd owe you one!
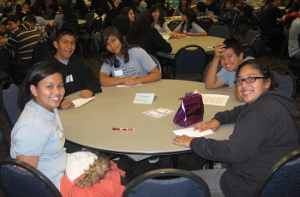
[114,69,123,77]
[66,74,74,83]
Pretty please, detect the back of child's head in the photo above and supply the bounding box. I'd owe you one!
[54,27,76,42]
[7,14,22,23]
[196,2,207,12]
[223,38,243,56]
[24,15,37,24]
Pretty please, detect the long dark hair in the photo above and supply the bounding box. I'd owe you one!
[178,0,189,13]
[126,15,151,42]
[236,59,277,90]
[180,7,194,33]
[59,0,77,22]
[100,26,134,68]
[18,62,64,110]
[150,5,165,27]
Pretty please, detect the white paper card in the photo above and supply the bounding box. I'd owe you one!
[133,93,156,104]
[116,84,142,88]
[72,97,95,108]
[173,127,214,137]
[201,94,229,106]
[142,107,174,118]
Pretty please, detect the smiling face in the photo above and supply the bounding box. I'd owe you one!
[237,65,270,104]
[128,9,135,22]
[181,0,188,6]
[225,1,233,9]
[152,9,160,22]
[53,35,76,61]
[30,73,65,112]
[7,20,20,30]
[22,4,30,13]
[106,35,123,57]
[219,48,243,72]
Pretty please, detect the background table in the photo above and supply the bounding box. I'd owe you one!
[157,36,224,59]
[59,80,243,155]
[46,19,86,25]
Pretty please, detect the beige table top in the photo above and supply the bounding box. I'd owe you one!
[46,19,86,25]
[157,36,224,59]
[59,80,243,155]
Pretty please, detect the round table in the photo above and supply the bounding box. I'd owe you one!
[46,19,86,25]
[59,80,243,155]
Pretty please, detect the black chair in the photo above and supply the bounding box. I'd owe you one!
[195,18,214,32]
[92,31,102,61]
[231,11,241,36]
[208,22,232,39]
[0,80,22,130]
[168,20,182,31]
[122,168,211,197]
[272,66,296,98]
[0,47,11,83]
[148,54,162,73]
[243,26,263,57]
[254,149,300,197]
[0,157,62,197]
[81,16,103,50]
[32,38,53,65]
[243,45,257,58]
[62,21,84,60]
[173,45,208,81]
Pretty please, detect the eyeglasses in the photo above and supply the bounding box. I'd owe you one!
[234,77,265,86]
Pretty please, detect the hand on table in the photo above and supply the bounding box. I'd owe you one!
[173,135,195,147]
[79,89,93,98]
[193,119,220,133]
[60,98,75,109]
[123,75,140,86]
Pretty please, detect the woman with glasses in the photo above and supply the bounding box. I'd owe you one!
[173,59,299,197]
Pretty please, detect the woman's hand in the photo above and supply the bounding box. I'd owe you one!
[193,119,220,133]
[172,135,195,147]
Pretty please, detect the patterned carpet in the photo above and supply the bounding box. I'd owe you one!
[0,29,299,193]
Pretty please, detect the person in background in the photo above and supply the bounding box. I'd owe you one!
[135,0,148,13]
[204,38,251,100]
[10,62,67,190]
[99,26,161,86]
[53,0,78,31]
[209,0,237,27]
[91,0,115,14]
[150,4,171,34]
[30,4,53,29]
[288,17,300,60]
[73,0,89,18]
[1,7,14,24]
[285,0,299,13]
[206,0,221,15]
[118,0,136,13]
[173,59,299,197]
[18,2,30,17]
[24,15,49,39]
[126,15,172,57]
[173,0,189,16]
[284,2,300,21]
[44,28,102,109]
[120,6,136,23]
[10,0,22,14]
[113,14,131,36]
[170,7,207,38]
[194,2,210,21]
[0,20,10,38]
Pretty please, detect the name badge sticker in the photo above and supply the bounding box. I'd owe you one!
[114,69,123,77]
[133,93,156,104]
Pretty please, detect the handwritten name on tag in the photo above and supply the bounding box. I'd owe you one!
[133,93,156,104]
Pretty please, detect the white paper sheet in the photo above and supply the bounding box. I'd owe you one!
[173,127,214,137]
[201,94,229,106]
[116,84,142,88]
[72,97,95,108]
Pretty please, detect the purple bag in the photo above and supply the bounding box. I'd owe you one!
[173,92,204,127]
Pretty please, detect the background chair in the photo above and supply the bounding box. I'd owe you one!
[167,20,182,31]
[0,80,22,131]
[92,31,102,61]
[254,149,300,197]
[32,38,53,65]
[0,157,62,197]
[81,16,103,50]
[272,66,296,98]
[195,18,214,32]
[148,54,162,74]
[172,45,208,81]
[122,168,211,197]
[243,26,263,58]
[207,22,232,39]
[0,47,11,83]
[243,45,257,58]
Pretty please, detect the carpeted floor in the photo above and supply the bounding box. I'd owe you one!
[0,28,299,195]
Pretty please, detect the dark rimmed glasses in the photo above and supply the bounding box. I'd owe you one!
[234,77,265,86]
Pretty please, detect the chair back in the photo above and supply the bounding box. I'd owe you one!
[244,26,261,45]
[272,66,296,98]
[32,38,52,65]
[88,16,103,34]
[84,12,95,30]
[148,54,162,73]
[0,47,11,71]
[243,45,257,58]
[0,80,22,130]
[0,158,62,197]
[173,45,207,80]
[243,5,253,22]
[244,27,262,57]
[254,149,300,197]
[168,20,182,31]
[74,10,84,19]
[208,22,232,39]
[202,61,223,82]
[195,18,214,32]
[231,11,241,35]
[122,168,211,197]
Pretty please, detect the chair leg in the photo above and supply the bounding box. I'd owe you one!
[78,43,84,61]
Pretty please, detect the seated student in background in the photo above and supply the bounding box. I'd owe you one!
[173,59,300,197]
[284,2,300,21]
[206,0,221,15]
[170,7,207,38]
[288,17,300,60]
[194,2,210,21]
[53,0,78,31]
[0,20,10,38]
[99,26,161,86]
[173,0,189,16]
[10,62,68,190]
[24,15,49,39]
[151,4,171,34]
[209,0,237,27]
[126,15,172,57]
[205,38,253,100]
[45,28,102,109]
